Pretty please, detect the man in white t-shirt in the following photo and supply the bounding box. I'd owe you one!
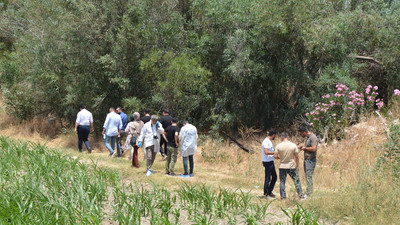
[261,129,278,198]
[75,104,94,153]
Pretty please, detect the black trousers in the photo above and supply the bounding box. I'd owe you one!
[263,161,277,196]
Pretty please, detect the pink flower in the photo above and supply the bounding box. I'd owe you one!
[394,89,400,96]
[348,107,353,110]
[374,86,378,90]
[338,120,341,123]
[377,101,384,108]
[305,113,309,116]
[348,101,354,105]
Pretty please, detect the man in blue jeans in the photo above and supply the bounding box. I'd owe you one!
[261,129,278,198]
[116,107,128,157]
[179,120,197,178]
[102,107,122,157]
[298,126,318,196]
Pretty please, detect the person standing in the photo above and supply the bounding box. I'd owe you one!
[102,107,122,157]
[141,109,151,124]
[179,120,198,178]
[138,115,164,176]
[261,130,278,198]
[160,109,172,159]
[274,132,305,200]
[116,107,128,157]
[125,112,144,168]
[298,126,318,196]
[75,104,94,153]
[164,118,179,176]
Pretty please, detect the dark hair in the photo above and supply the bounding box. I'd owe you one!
[117,106,123,111]
[144,108,150,114]
[268,129,277,136]
[79,103,86,109]
[163,109,169,114]
[298,126,308,132]
[172,118,178,123]
[280,132,289,139]
[182,120,189,125]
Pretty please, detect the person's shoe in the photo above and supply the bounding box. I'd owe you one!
[189,173,194,177]
[79,149,82,152]
[150,170,156,173]
[146,170,152,176]
[122,150,125,155]
[299,195,307,201]
[180,174,190,178]
[110,152,116,158]
[267,195,275,200]
[87,148,92,153]
[268,193,276,198]
[258,195,267,199]
[165,172,170,175]
[169,172,176,176]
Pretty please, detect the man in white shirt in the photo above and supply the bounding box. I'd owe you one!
[138,115,164,176]
[261,129,278,198]
[75,104,94,153]
[102,107,122,157]
[178,120,198,177]
[274,132,304,200]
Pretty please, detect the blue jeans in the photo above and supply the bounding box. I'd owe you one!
[183,155,194,174]
[279,168,304,199]
[104,135,117,154]
[116,130,125,156]
[77,125,90,151]
[304,158,317,195]
[262,161,277,196]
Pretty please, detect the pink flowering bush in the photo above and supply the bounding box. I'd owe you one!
[306,83,383,140]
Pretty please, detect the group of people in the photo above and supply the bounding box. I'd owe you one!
[261,126,318,200]
[75,105,198,177]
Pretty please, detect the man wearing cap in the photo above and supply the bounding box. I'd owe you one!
[138,115,164,176]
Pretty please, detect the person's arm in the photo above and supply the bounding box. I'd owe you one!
[295,152,299,167]
[102,115,109,135]
[274,152,280,159]
[75,122,79,133]
[75,113,80,133]
[162,131,168,142]
[175,131,179,147]
[90,123,94,133]
[89,113,94,132]
[264,142,274,155]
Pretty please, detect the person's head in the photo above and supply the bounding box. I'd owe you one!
[171,118,178,125]
[151,114,158,124]
[268,129,278,140]
[298,126,309,137]
[79,103,86,110]
[182,120,189,126]
[162,109,169,116]
[116,107,123,114]
[279,132,290,141]
[133,112,141,121]
[144,108,150,115]
[109,107,115,113]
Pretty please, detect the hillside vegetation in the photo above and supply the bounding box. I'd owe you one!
[1,0,400,133]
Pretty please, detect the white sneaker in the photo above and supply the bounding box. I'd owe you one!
[110,152,116,158]
[146,170,152,176]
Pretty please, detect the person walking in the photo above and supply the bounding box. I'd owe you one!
[125,112,144,168]
[298,126,318,196]
[274,132,305,200]
[116,107,128,157]
[74,104,94,153]
[160,109,173,159]
[141,109,151,124]
[179,120,197,178]
[164,118,179,176]
[138,115,164,176]
[102,107,122,157]
[261,130,278,198]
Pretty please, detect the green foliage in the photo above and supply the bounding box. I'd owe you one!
[1,0,400,133]
[281,203,321,225]
[378,124,400,179]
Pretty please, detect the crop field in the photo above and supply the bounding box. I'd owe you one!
[0,136,320,224]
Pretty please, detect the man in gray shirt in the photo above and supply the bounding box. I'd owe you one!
[298,126,318,196]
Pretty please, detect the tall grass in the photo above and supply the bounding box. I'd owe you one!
[0,136,118,224]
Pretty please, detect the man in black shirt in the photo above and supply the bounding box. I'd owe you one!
[160,109,172,159]
[163,118,179,176]
[141,108,151,124]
